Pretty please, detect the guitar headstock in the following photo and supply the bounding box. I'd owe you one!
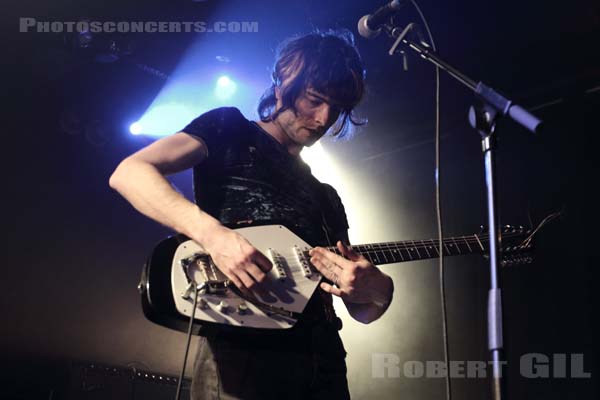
[500,225,534,267]
[478,225,535,267]
[479,211,562,268]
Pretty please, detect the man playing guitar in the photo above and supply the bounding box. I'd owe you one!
[110,30,394,400]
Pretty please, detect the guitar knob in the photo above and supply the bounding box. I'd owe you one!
[218,300,230,313]
[237,303,248,315]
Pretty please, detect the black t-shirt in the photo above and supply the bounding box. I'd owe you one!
[182,107,348,333]
[183,106,348,246]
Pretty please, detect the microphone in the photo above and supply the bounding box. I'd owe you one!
[358,0,405,39]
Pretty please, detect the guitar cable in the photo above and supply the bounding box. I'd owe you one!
[406,2,451,400]
[174,283,199,400]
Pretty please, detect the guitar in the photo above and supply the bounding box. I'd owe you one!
[139,224,534,333]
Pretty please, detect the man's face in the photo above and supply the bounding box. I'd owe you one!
[274,87,342,148]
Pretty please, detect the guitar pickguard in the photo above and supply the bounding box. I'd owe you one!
[170,225,322,329]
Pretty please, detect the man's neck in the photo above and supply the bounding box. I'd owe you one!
[255,120,303,157]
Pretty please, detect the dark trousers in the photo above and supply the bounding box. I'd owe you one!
[190,321,351,400]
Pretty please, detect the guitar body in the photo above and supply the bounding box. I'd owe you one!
[140,225,322,333]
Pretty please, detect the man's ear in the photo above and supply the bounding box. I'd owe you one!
[274,86,284,111]
[275,86,281,101]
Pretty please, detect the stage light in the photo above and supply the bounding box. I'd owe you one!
[131,103,198,138]
[217,75,231,86]
[129,122,143,135]
[214,75,237,100]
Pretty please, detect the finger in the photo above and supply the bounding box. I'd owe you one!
[224,271,244,292]
[320,282,344,298]
[213,258,252,295]
[244,263,270,297]
[310,256,335,278]
[337,241,361,261]
[233,268,257,291]
[310,247,350,269]
[246,263,268,284]
[252,250,273,272]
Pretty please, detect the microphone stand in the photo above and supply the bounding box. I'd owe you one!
[383,24,543,400]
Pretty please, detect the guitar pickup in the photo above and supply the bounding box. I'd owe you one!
[293,245,313,278]
[267,248,287,281]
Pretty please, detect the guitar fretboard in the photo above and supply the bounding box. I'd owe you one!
[326,234,495,266]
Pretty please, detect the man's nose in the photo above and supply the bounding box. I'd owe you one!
[314,104,332,127]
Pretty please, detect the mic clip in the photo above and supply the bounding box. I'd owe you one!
[388,23,431,54]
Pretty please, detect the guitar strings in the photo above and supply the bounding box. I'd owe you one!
[320,231,528,255]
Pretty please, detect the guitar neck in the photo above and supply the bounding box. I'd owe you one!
[327,233,493,266]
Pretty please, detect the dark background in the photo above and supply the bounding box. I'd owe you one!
[2,0,598,399]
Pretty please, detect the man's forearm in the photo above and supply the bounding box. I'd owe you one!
[109,158,219,243]
[344,273,394,324]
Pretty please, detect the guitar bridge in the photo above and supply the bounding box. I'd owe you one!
[179,252,229,297]
[202,280,229,295]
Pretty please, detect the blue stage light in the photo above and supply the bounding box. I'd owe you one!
[129,122,143,135]
[214,75,237,100]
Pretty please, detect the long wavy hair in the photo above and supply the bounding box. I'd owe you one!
[257,29,367,138]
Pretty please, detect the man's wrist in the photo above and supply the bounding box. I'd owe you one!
[183,206,222,243]
[371,274,394,310]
